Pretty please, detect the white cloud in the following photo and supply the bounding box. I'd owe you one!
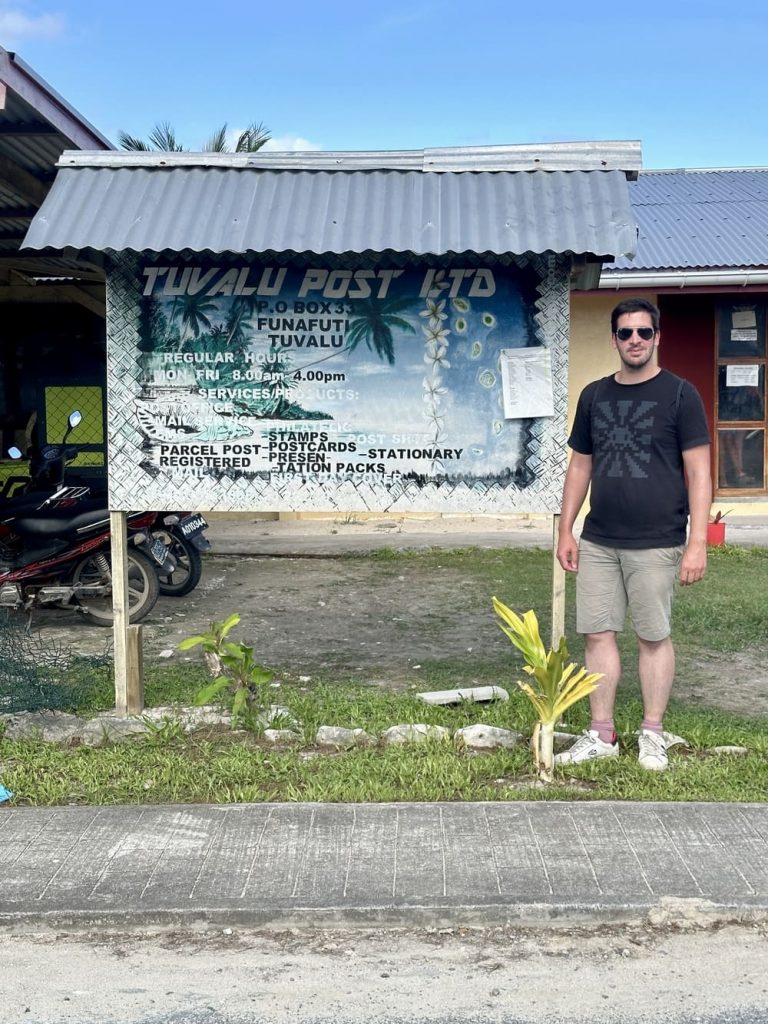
[261,134,323,153]
[0,5,64,46]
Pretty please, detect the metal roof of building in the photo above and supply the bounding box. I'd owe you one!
[0,46,112,279]
[22,143,640,265]
[605,168,768,273]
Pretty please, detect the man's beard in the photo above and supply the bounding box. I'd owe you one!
[620,347,655,370]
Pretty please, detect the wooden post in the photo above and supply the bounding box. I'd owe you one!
[111,510,143,716]
[111,510,129,715]
[127,624,144,712]
[551,513,566,648]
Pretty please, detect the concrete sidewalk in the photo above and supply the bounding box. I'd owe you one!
[205,513,768,556]
[2,800,768,931]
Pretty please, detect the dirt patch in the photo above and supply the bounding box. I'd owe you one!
[23,554,509,687]
[16,552,768,715]
[675,646,768,716]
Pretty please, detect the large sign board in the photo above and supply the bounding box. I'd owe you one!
[105,257,569,512]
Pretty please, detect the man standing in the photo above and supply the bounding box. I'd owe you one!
[555,298,712,771]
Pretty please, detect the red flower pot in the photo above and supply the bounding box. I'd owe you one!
[707,521,726,547]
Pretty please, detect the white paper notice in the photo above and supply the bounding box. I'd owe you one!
[731,328,758,342]
[500,347,554,418]
[726,364,760,387]
[732,309,757,329]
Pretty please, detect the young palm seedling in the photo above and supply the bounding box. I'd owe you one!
[492,598,602,782]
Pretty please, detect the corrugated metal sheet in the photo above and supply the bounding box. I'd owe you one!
[607,169,768,271]
[56,140,643,174]
[630,168,768,205]
[23,164,638,261]
[0,90,88,175]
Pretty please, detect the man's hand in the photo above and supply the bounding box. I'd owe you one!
[680,540,707,585]
[557,532,580,573]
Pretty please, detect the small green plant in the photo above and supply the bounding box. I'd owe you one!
[141,716,186,745]
[267,709,295,730]
[178,612,240,678]
[178,614,274,724]
[492,598,602,782]
[336,512,364,526]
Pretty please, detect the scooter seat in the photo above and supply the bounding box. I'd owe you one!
[11,506,110,538]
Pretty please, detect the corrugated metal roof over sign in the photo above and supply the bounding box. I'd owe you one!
[22,143,640,263]
[606,169,768,272]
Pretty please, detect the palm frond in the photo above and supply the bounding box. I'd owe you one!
[117,119,270,154]
[148,122,185,152]
[118,131,151,151]
[235,121,271,152]
[492,597,548,667]
[516,680,548,719]
[345,321,371,351]
[372,326,396,365]
[384,316,416,334]
[203,124,229,152]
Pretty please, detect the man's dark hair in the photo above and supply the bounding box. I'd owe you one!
[610,298,660,334]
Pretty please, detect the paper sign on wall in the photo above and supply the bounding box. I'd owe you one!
[731,307,758,342]
[500,347,554,418]
[726,364,760,387]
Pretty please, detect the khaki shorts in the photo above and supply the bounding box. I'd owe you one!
[576,539,684,641]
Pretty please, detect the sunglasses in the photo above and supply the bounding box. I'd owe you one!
[616,326,656,341]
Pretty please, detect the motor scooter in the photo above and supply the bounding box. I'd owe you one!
[2,413,210,598]
[1,410,90,506]
[0,412,166,624]
[0,498,161,626]
[150,511,211,597]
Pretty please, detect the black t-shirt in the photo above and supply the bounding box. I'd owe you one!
[568,369,710,549]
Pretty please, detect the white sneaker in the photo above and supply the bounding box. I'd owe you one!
[638,730,669,771]
[554,729,619,765]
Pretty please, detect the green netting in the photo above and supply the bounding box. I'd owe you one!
[44,385,106,468]
[0,612,77,713]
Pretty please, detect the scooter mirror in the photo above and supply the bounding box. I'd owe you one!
[7,446,23,460]
[68,411,82,429]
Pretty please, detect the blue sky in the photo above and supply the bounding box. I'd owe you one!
[3,0,768,169]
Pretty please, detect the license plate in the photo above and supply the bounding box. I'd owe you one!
[150,536,170,565]
[179,514,208,538]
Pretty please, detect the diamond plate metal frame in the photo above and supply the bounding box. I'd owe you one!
[105,254,570,513]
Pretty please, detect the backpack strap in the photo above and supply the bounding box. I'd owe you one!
[588,377,605,435]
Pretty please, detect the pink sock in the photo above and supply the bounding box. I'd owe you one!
[590,719,616,743]
[641,719,663,735]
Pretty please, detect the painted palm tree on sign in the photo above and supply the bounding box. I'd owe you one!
[346,298,416,366]
[177,294,218,348]
[224,294,264,350]
[118,121,271,152]
[261,350,299,417]
[208,324,230,346]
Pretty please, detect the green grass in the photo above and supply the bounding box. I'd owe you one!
[2,720,766,805]
[2,543,767,807]
[673,544,768,650]
[2,677,767,806]
[61,658,210,713]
